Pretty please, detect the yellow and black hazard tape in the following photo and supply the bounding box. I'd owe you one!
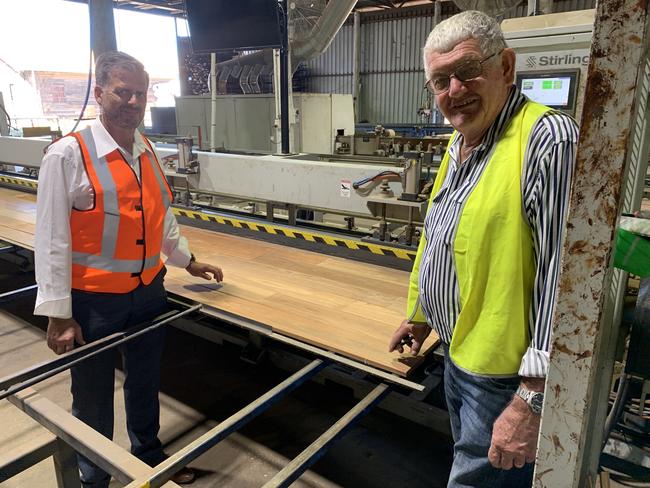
[0,173,416,261]
[0,175,38,189]
[172,207,417,261]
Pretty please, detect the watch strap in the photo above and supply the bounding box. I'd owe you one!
[516,385,531,402]
[516,385,543,414]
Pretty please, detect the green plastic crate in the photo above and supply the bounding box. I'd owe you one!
[614,228,650,277]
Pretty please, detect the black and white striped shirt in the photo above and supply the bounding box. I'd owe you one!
[418,86,579,378]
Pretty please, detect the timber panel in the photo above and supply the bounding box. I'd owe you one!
[0,188,438,376]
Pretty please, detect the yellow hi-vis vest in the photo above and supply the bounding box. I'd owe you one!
[406,100,551,376]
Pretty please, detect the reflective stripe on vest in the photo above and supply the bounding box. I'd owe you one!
[71,251,162,273]
[70,127,172,293]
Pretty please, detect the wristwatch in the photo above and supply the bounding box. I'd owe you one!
[186,253,196,269]
[515,385,544,414]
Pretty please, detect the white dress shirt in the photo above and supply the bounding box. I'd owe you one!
[34,119,191,319]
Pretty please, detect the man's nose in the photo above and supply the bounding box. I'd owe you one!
[447,75,466,96]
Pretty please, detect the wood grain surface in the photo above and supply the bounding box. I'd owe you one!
[0,187,438,376]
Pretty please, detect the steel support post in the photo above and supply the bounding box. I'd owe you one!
[534,1,650,486]
[52,438,80,488]
[0,92,8,136]
[88,0,117,57]
[527,0,553,15]
[272,48,283,155]
[126,359,328,488]
[352,11,361,124]
[210,52,217,152]
[527,0,538,16]
[263,383,391,488]
[432,2,443,125]
[280,0,290,154]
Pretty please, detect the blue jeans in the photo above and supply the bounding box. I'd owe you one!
[70,269,169,487]
[443,351,534,488]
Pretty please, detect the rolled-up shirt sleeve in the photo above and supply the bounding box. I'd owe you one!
[519,113,579,377]
[34,140,76,318]
[161,208,192,268]
[150,142,192,269]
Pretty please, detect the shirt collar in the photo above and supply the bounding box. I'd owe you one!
[449,85,527,163]
[90,118,152,160]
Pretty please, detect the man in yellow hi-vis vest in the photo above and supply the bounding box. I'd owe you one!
[388,11,578,488]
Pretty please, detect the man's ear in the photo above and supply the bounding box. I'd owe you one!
[94,85,103,106]
[501,48,517,85]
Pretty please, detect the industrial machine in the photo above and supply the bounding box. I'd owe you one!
[0,10,602,257]
[334,124,450,158]
[502,9,595,120]
[174,92,355,154]
[0,8,607,271]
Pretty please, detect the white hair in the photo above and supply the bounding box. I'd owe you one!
[422,11,507,79]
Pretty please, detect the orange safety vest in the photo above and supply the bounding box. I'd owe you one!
[69,127,173,293]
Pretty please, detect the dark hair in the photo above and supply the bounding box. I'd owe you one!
[95,51,148,87]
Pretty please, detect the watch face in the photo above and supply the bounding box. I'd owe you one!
[530,392,544,414]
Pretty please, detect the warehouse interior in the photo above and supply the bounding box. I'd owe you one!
[0,0,649,487]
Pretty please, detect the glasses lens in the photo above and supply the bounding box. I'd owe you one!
[455,60,482,82]
[432,77,449,94]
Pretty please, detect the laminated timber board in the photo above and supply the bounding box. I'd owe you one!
[0,188,437,376]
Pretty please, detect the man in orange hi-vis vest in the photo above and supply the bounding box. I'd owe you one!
[34,51,221,486]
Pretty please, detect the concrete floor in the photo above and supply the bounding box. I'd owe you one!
[0,256,454,487]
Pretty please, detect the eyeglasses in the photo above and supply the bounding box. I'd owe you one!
[111,88,147,102]
[425,50,503,95]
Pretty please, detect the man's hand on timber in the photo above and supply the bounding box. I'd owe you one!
[47,317,86,355]
[388,319,431,355]
[488,378,544,470]
[186,261,224,282]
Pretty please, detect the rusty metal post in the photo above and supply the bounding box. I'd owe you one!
[534,1,650,487]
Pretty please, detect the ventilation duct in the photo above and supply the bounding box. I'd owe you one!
[215,0,357,93]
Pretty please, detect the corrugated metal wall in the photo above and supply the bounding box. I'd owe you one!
[360,15,435,123]
[305,0,596,124]
[306,23,354,95]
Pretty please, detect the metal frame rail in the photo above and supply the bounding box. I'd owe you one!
[1,285,418,487]
[125,359,328,488]
[0,304,202,401]
[0,284,37,302]
[263,383,392,488]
